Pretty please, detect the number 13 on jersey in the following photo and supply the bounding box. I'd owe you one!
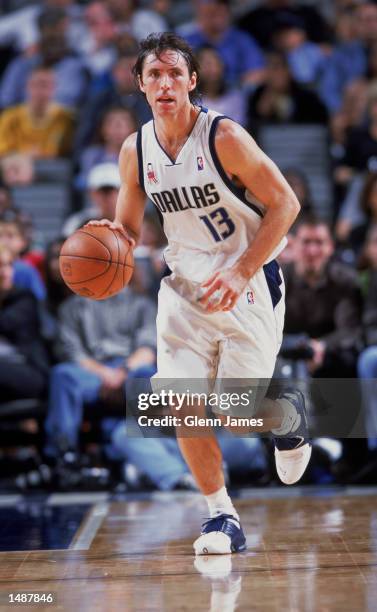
[199,207,235,243]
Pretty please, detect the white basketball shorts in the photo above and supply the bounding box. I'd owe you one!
[153,260,285,384]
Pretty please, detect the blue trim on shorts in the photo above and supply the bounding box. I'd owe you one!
[136,127,145,193]
[263,260,283,309]
[208,115,264,219]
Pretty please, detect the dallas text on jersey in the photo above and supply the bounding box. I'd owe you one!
[150,182,220,213]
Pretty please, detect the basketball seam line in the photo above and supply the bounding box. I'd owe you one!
[98,230,121,298]
[60,254,133,267]
[75,229,112,258]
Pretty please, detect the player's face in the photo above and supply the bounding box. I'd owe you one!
[295,225,334,275]
[139,51,197,115]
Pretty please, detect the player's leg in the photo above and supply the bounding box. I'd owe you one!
[176,426,224,495]
[178,431,246,555]
[215,377,311,485]
[217,261,311,484]
[262,268,312,483]
[154,276,246,554]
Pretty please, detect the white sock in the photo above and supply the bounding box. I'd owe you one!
[205,486,239,520]
[271,398,299,436]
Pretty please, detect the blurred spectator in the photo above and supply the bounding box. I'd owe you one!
[336,173,366,245]
[74,46,151,155]
[356,224,377,474]
[106,425,197,491]
[0,206,43,275]
[332,5,359,46]
[320,2,377,113]
[179,0,265,87]
[134,212,167,297]
[0,213,46,301]
[45,237,72,319]
[62,162,121,237]
[277,180,308,262]
[272,13,327,87]
[337,172,377,255]
[195,46,247,126]
[77,1,117,77]
[283,167,314,218]
[0,183,15,216]
[150,0,173,28]
[106,0,168,41]
[247,52,327,131]
[335,42,377,137]
[335,94,377,193]
[282,217,363,378]
[0,7,89,110]
[237,0,331,50]
[107,425,267,490]
[44,284,157,459]
[277,231,298,266]
[41,237,73,342]
[0,4,42,54]
[0,66,75,163]
[76,107,137,191]
[0,243,49,402]
[0,0,87,56]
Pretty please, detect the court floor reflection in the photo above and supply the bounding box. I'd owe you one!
[0,487,376,611]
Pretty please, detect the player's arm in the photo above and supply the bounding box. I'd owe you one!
[217,119,300,278]
[200,119,300,312]
[85,132,147,246]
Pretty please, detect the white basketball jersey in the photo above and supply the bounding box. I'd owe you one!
[137,108,286,283]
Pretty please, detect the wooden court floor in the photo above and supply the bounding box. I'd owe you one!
[0,488,377,611]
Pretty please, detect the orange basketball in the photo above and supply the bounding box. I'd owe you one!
[59,226,134,300]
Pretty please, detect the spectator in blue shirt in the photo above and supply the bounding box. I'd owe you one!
[272,14,327,87]
[320,2,377,114]
[0,8,88,110]
[195,46,247,126]
[0,215,46,301]
[0,244,48,402]
[74,46,151,156]
[178,0,265,88]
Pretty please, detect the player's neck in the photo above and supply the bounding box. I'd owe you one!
[154,104,201,160]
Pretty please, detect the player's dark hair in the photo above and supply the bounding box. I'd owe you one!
[132,32,201,105]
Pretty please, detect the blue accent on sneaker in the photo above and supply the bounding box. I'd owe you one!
[274,389,311,451]
[200,514,247,553]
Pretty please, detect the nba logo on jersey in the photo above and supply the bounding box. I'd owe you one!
[147,163,158,184]
[247,291,254,304]
[197,156,204,171]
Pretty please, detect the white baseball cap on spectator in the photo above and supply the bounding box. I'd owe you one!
[87,163,121,190]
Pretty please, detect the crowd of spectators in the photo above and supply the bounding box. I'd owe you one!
[1,0,377,491]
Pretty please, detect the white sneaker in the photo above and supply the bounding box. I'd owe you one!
[193,514,246,555]
[275,442,312,485]
[274,389,312,484]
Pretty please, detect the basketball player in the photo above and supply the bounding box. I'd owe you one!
[87,32,311,555]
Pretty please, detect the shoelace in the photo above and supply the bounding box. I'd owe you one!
[201,514,239,532]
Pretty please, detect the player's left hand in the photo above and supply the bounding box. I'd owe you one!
[198,266,249,312]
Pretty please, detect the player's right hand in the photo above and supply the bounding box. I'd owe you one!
[84,218,136,248]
